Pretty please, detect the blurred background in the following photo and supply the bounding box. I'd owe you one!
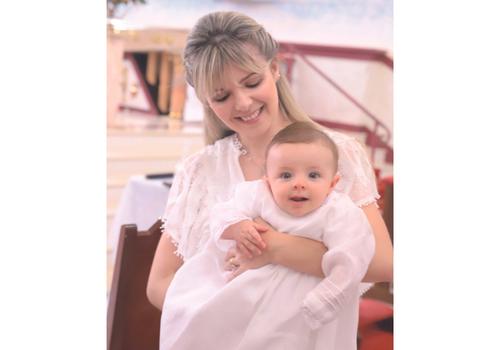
[107,2,393,347]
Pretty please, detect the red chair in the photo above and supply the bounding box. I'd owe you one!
[358,298,393,350]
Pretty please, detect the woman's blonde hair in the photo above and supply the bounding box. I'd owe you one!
[183,11,315,144]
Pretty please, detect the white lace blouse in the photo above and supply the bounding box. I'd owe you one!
[161,130,379,260]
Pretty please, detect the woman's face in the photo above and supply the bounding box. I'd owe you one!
[205,49,286,141]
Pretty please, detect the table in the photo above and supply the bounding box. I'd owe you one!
[110,175,172,259]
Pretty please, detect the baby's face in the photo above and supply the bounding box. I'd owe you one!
[265,142,339,217]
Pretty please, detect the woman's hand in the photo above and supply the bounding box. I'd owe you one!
[224,246,272,281]
[224,217,275,280]
[221,220,267,259]
[224,216,328,279]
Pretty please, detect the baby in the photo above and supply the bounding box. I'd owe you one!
[160,122,375,350]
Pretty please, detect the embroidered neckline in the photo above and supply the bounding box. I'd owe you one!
[232,134,248,155]
[231,134,266,176]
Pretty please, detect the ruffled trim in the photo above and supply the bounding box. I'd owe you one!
[160,216,167,234]
[160,216,183,258]
[161,148,207,260]
[162,136,238,261]
[323,130,380,206]
[359,282,374,297]
[355,194,381,208]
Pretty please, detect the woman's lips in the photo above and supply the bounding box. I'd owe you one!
[237,106,263,123]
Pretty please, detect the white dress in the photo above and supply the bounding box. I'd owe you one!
[160,131,380,349]
[160,179,374,349]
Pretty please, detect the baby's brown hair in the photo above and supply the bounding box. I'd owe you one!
[266,122,339,173]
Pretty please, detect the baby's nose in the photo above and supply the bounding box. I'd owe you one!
[293,179,305,190]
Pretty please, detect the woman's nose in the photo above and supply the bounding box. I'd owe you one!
[234,91,252,112]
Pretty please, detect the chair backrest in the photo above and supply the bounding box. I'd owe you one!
[107,219,162,350]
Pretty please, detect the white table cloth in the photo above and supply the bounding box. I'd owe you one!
[110,175,172,259]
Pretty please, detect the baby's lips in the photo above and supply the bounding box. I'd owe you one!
[289,196,308,201]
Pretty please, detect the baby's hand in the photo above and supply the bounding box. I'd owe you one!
[221,220,267,259]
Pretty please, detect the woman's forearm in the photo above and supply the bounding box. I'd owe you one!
[146,231,183,310]
[268,232,327,278]
[257,201,393,283]
[147,274,176,311]
[251,217,327,278]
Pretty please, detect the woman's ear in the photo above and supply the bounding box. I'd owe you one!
[270,59,281,81]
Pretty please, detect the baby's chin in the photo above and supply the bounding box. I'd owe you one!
[281,203,322,218]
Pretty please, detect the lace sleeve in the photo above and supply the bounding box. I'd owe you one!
[336,137,380,207]
[161,149,206,257]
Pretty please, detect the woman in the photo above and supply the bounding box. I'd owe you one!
[147,10,392,325]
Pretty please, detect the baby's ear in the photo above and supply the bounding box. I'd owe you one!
[330,174,341,191]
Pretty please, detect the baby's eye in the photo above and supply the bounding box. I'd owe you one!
[308,171,321,179]
[279,172,292,180]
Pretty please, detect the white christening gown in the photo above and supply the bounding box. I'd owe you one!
[160,179,374,350]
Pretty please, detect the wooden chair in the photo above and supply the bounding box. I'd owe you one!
[107,219,163,350]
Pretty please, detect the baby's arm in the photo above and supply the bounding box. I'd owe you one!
[210,181,267,258]
[302,202,375,330]
[221,220,266,258]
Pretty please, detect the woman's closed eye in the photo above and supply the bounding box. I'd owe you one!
[246,79,262,88]
[213,93,229,103]
[308,171,321,179]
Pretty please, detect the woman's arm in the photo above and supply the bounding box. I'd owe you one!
[228,218,327,279]
[361,203,393,282]
[146,231,183,310]
[229,205,393,283]
[265,229,327,277]
[268,204,393,282]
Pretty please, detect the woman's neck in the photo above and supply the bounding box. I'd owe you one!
[238,118,292,160]
[237,135,269,161]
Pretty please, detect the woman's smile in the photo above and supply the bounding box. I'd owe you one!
[237,106,263,123]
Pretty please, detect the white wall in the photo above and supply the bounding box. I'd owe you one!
[115,0,393,136]
[118,0,392,50]
[292,57,393,144]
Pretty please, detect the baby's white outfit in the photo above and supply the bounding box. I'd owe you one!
[159,131,380,349]
[160,178,374,350]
